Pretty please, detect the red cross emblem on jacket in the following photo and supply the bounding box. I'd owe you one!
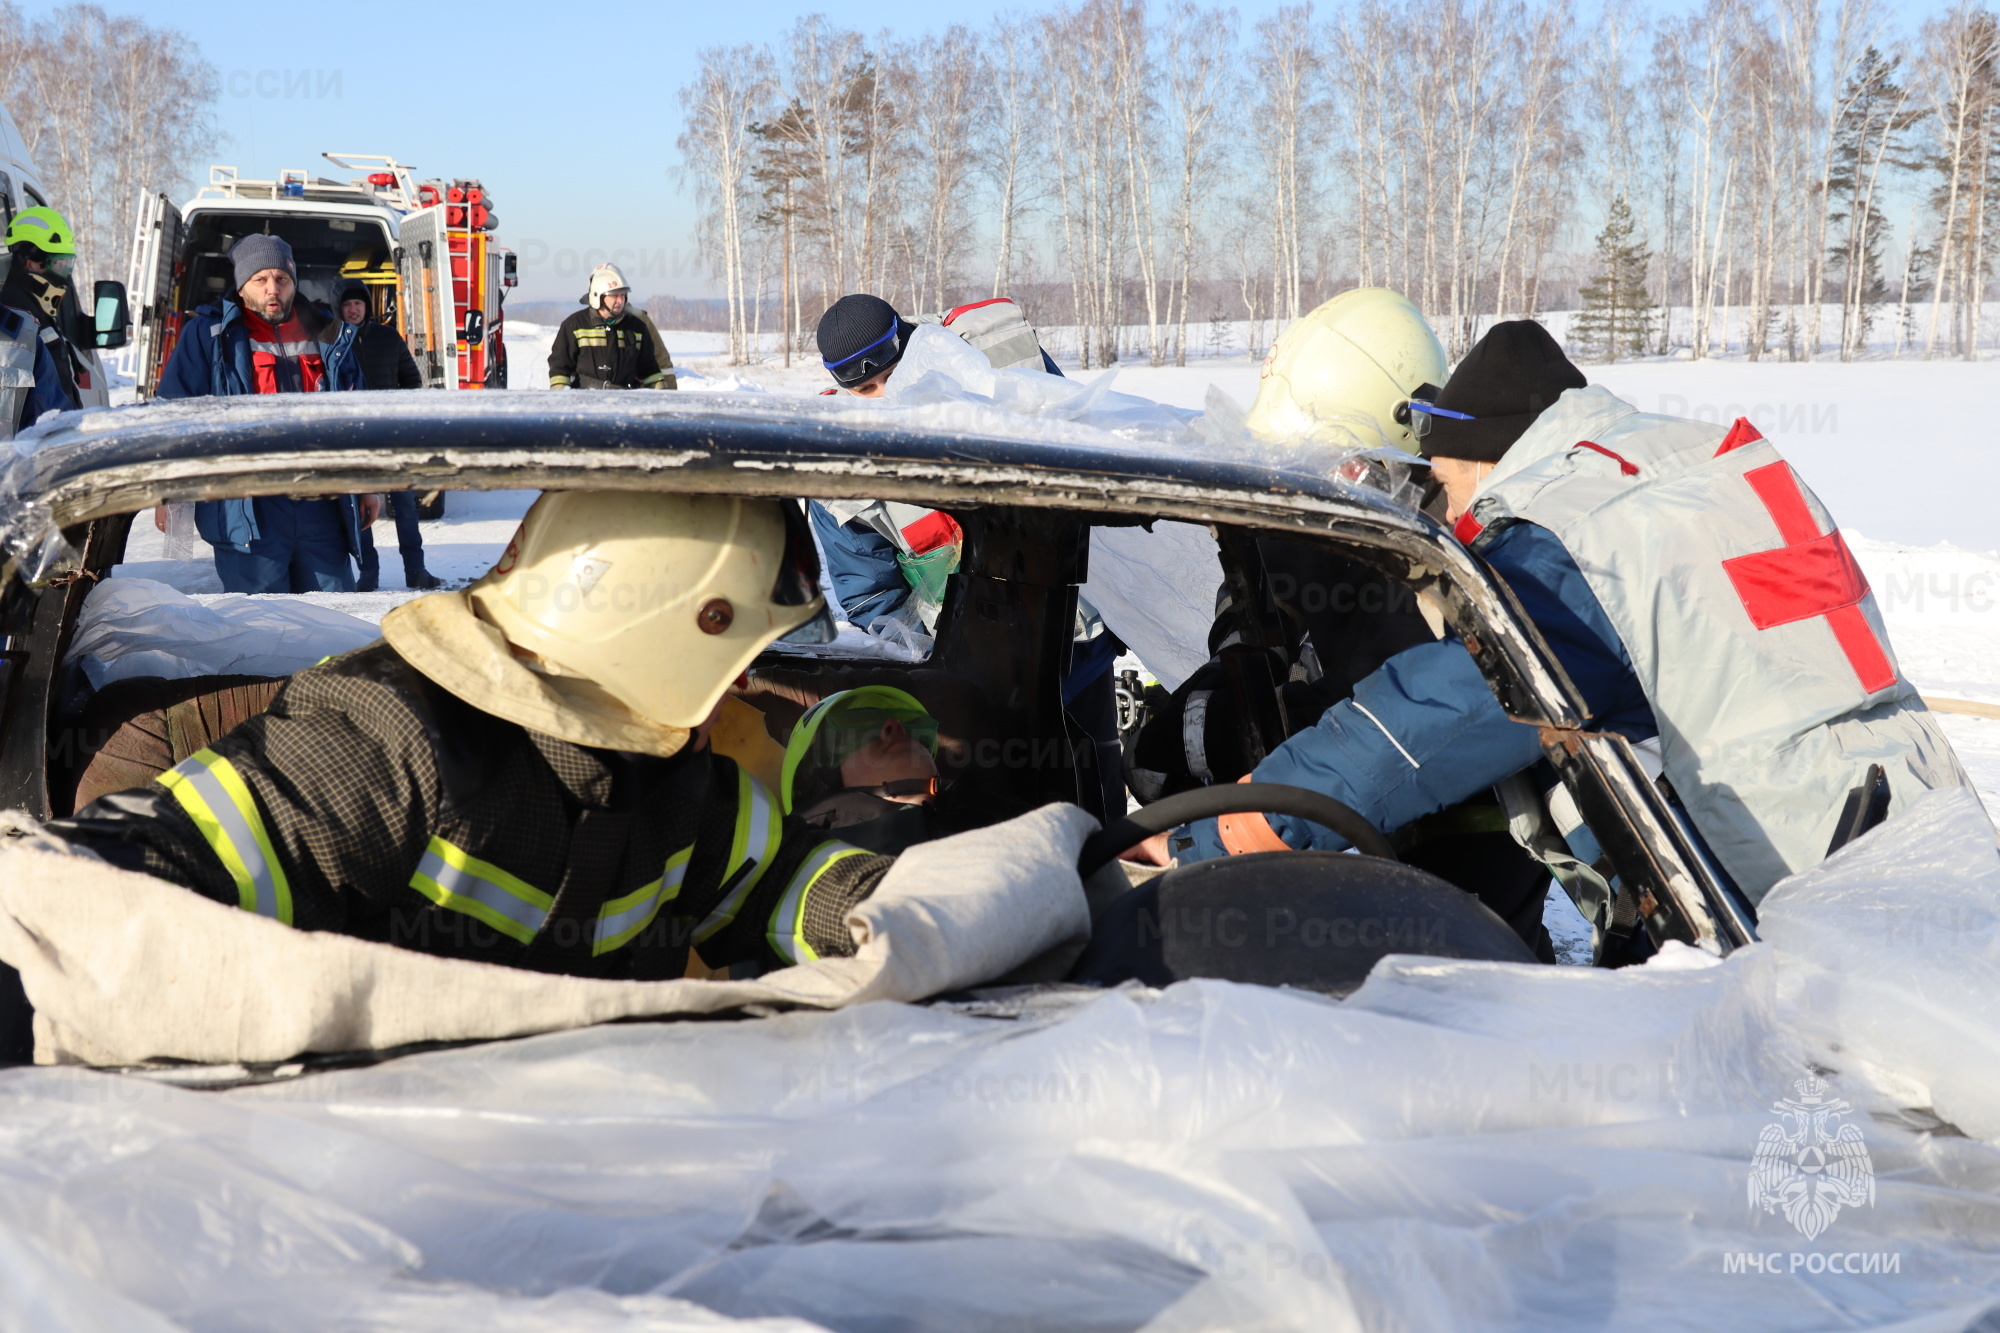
[1716,419,1895,694]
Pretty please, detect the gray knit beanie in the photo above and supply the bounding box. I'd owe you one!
[230,234,297,292]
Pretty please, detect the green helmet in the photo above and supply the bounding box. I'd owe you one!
[780,686,938,814]
[6,205,76,256]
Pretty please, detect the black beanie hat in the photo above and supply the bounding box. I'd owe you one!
[816,294,915,388]
[1418,320,1586,463]
[335,282,369,307]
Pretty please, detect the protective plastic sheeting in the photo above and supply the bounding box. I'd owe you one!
[1083,523,1223,692]
[3,794,2000,1331]
[62,577,383,688]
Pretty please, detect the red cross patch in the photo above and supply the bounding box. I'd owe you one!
[1720,461,1895,694]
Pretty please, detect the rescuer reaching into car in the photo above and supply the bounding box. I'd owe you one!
[1155,318,1972,957]
[547,263,675,390]
[46,492,894,979]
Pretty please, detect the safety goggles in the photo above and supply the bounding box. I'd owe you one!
[1393,397,1477,441]
[823,321,902,387]
[774,499,838,644]
[45,255,73,279]
[809,706,941,768]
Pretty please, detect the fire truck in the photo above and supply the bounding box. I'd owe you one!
[126,153,516,399]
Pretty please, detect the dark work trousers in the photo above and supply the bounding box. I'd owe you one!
[211,496,355,594]
[358,491,430,591]
[1066,665,1127,820]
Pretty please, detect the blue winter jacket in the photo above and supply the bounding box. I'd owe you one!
[1181,521,1659,859]
[157,299,366,555]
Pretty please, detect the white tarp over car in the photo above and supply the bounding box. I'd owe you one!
[63,578,384,688]
[0,790,1998,1330]
[0,804,1095,1066]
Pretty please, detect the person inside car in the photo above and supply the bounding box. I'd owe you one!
[1159,320,1971,946]
[778,687,944,854]
[47,492,896,979]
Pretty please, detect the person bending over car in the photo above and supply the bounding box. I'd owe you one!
[48,493,893,979]
[1166,320,1971,939]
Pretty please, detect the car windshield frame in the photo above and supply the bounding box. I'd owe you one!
[0,393,1756,955]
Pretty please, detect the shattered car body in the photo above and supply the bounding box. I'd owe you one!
[0,391,1754,992]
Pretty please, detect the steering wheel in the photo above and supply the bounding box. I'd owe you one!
[1076,783,1397,879]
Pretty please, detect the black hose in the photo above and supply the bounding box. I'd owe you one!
[1078,783,1397,879]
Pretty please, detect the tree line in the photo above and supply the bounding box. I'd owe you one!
[0,3,216,299]
[678,0,2000,367]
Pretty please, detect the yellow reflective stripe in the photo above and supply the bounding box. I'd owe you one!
[766,841,867,965]
[158,748,293,924]
[409,836,552,945]
[639,371,666,386]
[694,768,781,944]
[548,375,573,387]
[593,845,692,955]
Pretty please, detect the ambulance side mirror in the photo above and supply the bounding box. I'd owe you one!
[91,280,129,350]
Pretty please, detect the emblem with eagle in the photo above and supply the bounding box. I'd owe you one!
[1749,1075,1875,1240]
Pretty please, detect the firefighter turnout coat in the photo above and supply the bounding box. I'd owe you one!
[547,307,672,390]
[53,643,892,977]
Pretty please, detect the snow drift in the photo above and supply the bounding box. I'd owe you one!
[1,790,1998,1330]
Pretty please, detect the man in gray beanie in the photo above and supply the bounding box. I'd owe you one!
[154,234,376,594]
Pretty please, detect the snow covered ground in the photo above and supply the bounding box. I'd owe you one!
[28,322,2000,1333]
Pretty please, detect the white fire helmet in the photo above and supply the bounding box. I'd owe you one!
[586,263,631,308]
[469,492,836,729]
[1244,288,1448,452]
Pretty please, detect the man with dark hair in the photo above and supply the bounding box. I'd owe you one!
[335,282,441,591]
[155,234,374,594]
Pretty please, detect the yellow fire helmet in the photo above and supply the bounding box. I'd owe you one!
[1244,288,1448,453]
[469,492,836,730]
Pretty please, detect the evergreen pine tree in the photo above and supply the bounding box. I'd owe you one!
[1571,196,1656,363]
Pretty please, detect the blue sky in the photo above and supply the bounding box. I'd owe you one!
[85,0,1303,303]
[60,0,1954,302]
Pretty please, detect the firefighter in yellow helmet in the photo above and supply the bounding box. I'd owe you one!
[1244,287,1448,454]
[51,493,890,978]
[547,262,675,390]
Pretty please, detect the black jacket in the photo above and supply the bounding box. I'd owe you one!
[548,308,670,390]
[350,319,422,390]
[0,263,82,407]
[50,642,891,978]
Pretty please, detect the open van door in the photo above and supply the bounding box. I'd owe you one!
[127,189,183,401]
[395,206,453,389]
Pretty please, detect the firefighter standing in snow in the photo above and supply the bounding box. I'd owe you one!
[49,493,894,979]
[154,234,375,594]
[1170,319,1970,940]
[547,263,674,390]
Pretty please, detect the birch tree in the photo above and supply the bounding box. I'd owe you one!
[680,44,775,363]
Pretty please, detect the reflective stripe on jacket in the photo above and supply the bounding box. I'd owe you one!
[52,642,893,978]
